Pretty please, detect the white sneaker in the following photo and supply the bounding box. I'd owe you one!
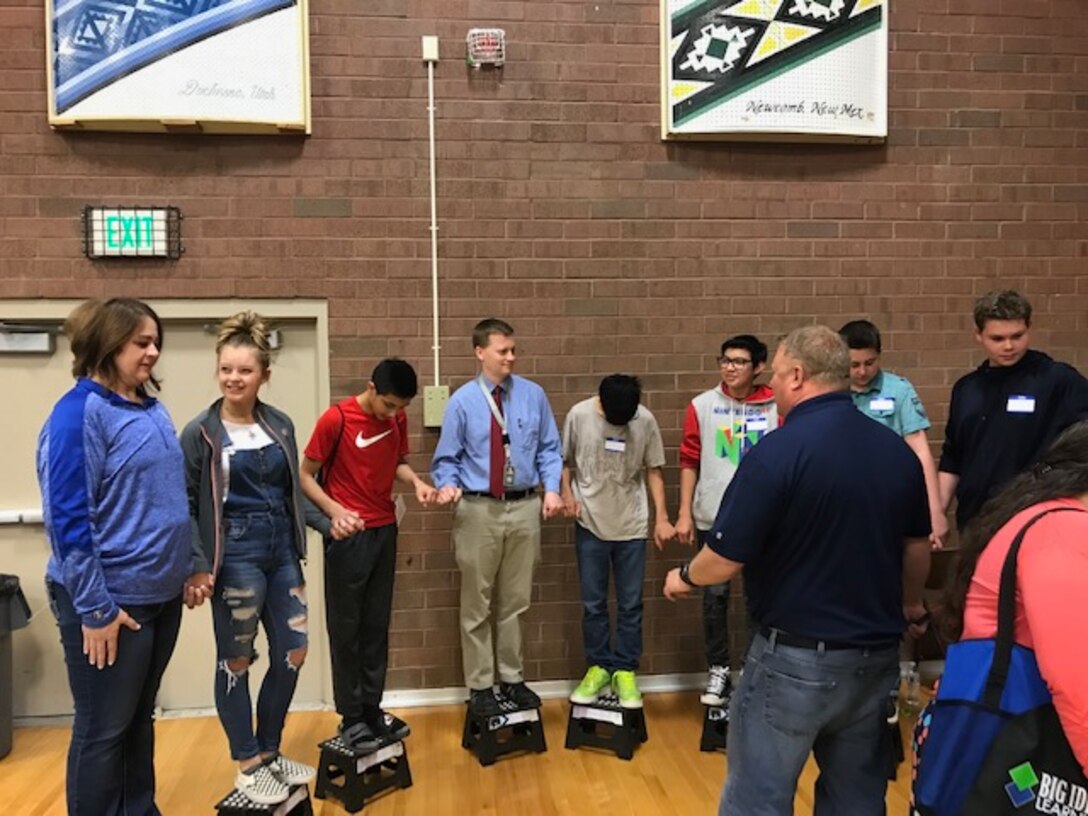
[266,754,316,786]
[700,665,732,707]
[235,764,290,805]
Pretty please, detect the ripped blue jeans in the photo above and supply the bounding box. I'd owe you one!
[212,510,308,761]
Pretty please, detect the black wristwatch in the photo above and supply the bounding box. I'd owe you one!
[679,561,700,588]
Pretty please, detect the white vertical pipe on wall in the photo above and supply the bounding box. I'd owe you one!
[426,58,440,385]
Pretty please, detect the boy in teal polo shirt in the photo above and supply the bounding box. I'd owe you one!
[839,320,947,548]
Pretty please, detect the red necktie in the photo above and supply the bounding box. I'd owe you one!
[489,385,505,498]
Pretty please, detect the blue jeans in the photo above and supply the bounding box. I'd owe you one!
[48,580,182,816]
[720,631,900,816]
[211,511,308,761]
[574,524,646,671]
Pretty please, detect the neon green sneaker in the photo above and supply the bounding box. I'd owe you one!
[612,670,643,709]
[570,665,611,704]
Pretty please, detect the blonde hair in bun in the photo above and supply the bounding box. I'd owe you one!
[216,311,271,371]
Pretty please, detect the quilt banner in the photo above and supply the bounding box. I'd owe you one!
[661,0,886,142]
[46,0,310,133]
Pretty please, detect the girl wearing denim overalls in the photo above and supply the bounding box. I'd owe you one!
[180,312,326,805]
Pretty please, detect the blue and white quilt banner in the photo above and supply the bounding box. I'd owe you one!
[662,0,886,141]
[48,0,309,132]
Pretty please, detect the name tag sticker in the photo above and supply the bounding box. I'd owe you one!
[1007,395,1036,414]
[604,437,626,453]
[869,397,895,412]
[746,416,769,431]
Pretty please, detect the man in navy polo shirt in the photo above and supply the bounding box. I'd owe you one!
[664,325,932,816]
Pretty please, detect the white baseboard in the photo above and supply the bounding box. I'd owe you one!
[381,671,707,709]
[17,662,944,730]
[12,714,73,728]
[13,671,709,728]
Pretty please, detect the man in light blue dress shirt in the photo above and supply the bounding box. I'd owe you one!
[432,318,564,716]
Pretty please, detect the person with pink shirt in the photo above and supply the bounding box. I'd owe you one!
[941,420,1088,774]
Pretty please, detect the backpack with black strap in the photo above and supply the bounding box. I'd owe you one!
[317,404,346,489]
[911,506,1088,816]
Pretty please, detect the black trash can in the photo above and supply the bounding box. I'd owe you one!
[0,575,31,760]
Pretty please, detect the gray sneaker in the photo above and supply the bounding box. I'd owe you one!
[266,754,316,786]
[235,763,289,805]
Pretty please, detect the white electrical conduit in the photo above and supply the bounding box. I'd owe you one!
[0,508,43,524]
[427,58,441,386]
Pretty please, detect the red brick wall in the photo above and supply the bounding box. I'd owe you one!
[2,0,1086,687]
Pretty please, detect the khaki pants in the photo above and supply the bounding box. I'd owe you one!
[453,495,541,690]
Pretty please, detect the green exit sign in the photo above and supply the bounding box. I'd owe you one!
[83,206,183,259]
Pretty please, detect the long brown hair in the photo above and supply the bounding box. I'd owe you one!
[66,298,164,395]
[942,420,1088,642]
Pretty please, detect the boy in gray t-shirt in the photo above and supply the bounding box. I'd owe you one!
[560,375,675,709]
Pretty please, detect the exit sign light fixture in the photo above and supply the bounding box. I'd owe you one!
[83,206,183,259]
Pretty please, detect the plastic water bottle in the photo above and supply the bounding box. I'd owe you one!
[901,661,921,716]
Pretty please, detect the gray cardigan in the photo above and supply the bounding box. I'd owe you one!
[179,398,330,576]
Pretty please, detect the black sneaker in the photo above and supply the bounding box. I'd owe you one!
[469,688,502,717]
[500,681,541,709]
[376,710,411,742]
[338,719,380,754]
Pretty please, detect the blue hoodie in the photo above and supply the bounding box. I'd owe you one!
[38,378,191,627]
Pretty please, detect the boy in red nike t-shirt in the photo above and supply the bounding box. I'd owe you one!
[301,358,435,753]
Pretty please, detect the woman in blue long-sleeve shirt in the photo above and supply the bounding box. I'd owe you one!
[38,297,190,816]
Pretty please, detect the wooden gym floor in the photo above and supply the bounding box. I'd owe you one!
[1,692,916,815]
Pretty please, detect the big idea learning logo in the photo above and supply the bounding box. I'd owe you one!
[1006,761,1088,815]
[1006,763,1039,808]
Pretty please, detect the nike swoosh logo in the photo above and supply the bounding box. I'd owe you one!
[355,430,392,448]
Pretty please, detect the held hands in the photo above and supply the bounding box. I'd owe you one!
[663,567,692,601]
[434,485,463,506]
[653,519,677,551]
[560,491,581,519]
[183,572,214,609]
[929,514,949,550]
[82,609,140,669]
[414,478,438,506]
[541,491,565,520]
[330,507,364,540]
[675,513,695,547]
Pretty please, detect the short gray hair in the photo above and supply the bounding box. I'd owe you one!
[779,326,849,388]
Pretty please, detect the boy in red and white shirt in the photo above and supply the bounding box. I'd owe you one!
[675,335,778,708]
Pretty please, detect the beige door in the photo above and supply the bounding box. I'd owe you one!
[0,318,79,718]
[0,300,330,718]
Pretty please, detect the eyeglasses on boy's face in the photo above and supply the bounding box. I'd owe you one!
[718,356,752,368]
